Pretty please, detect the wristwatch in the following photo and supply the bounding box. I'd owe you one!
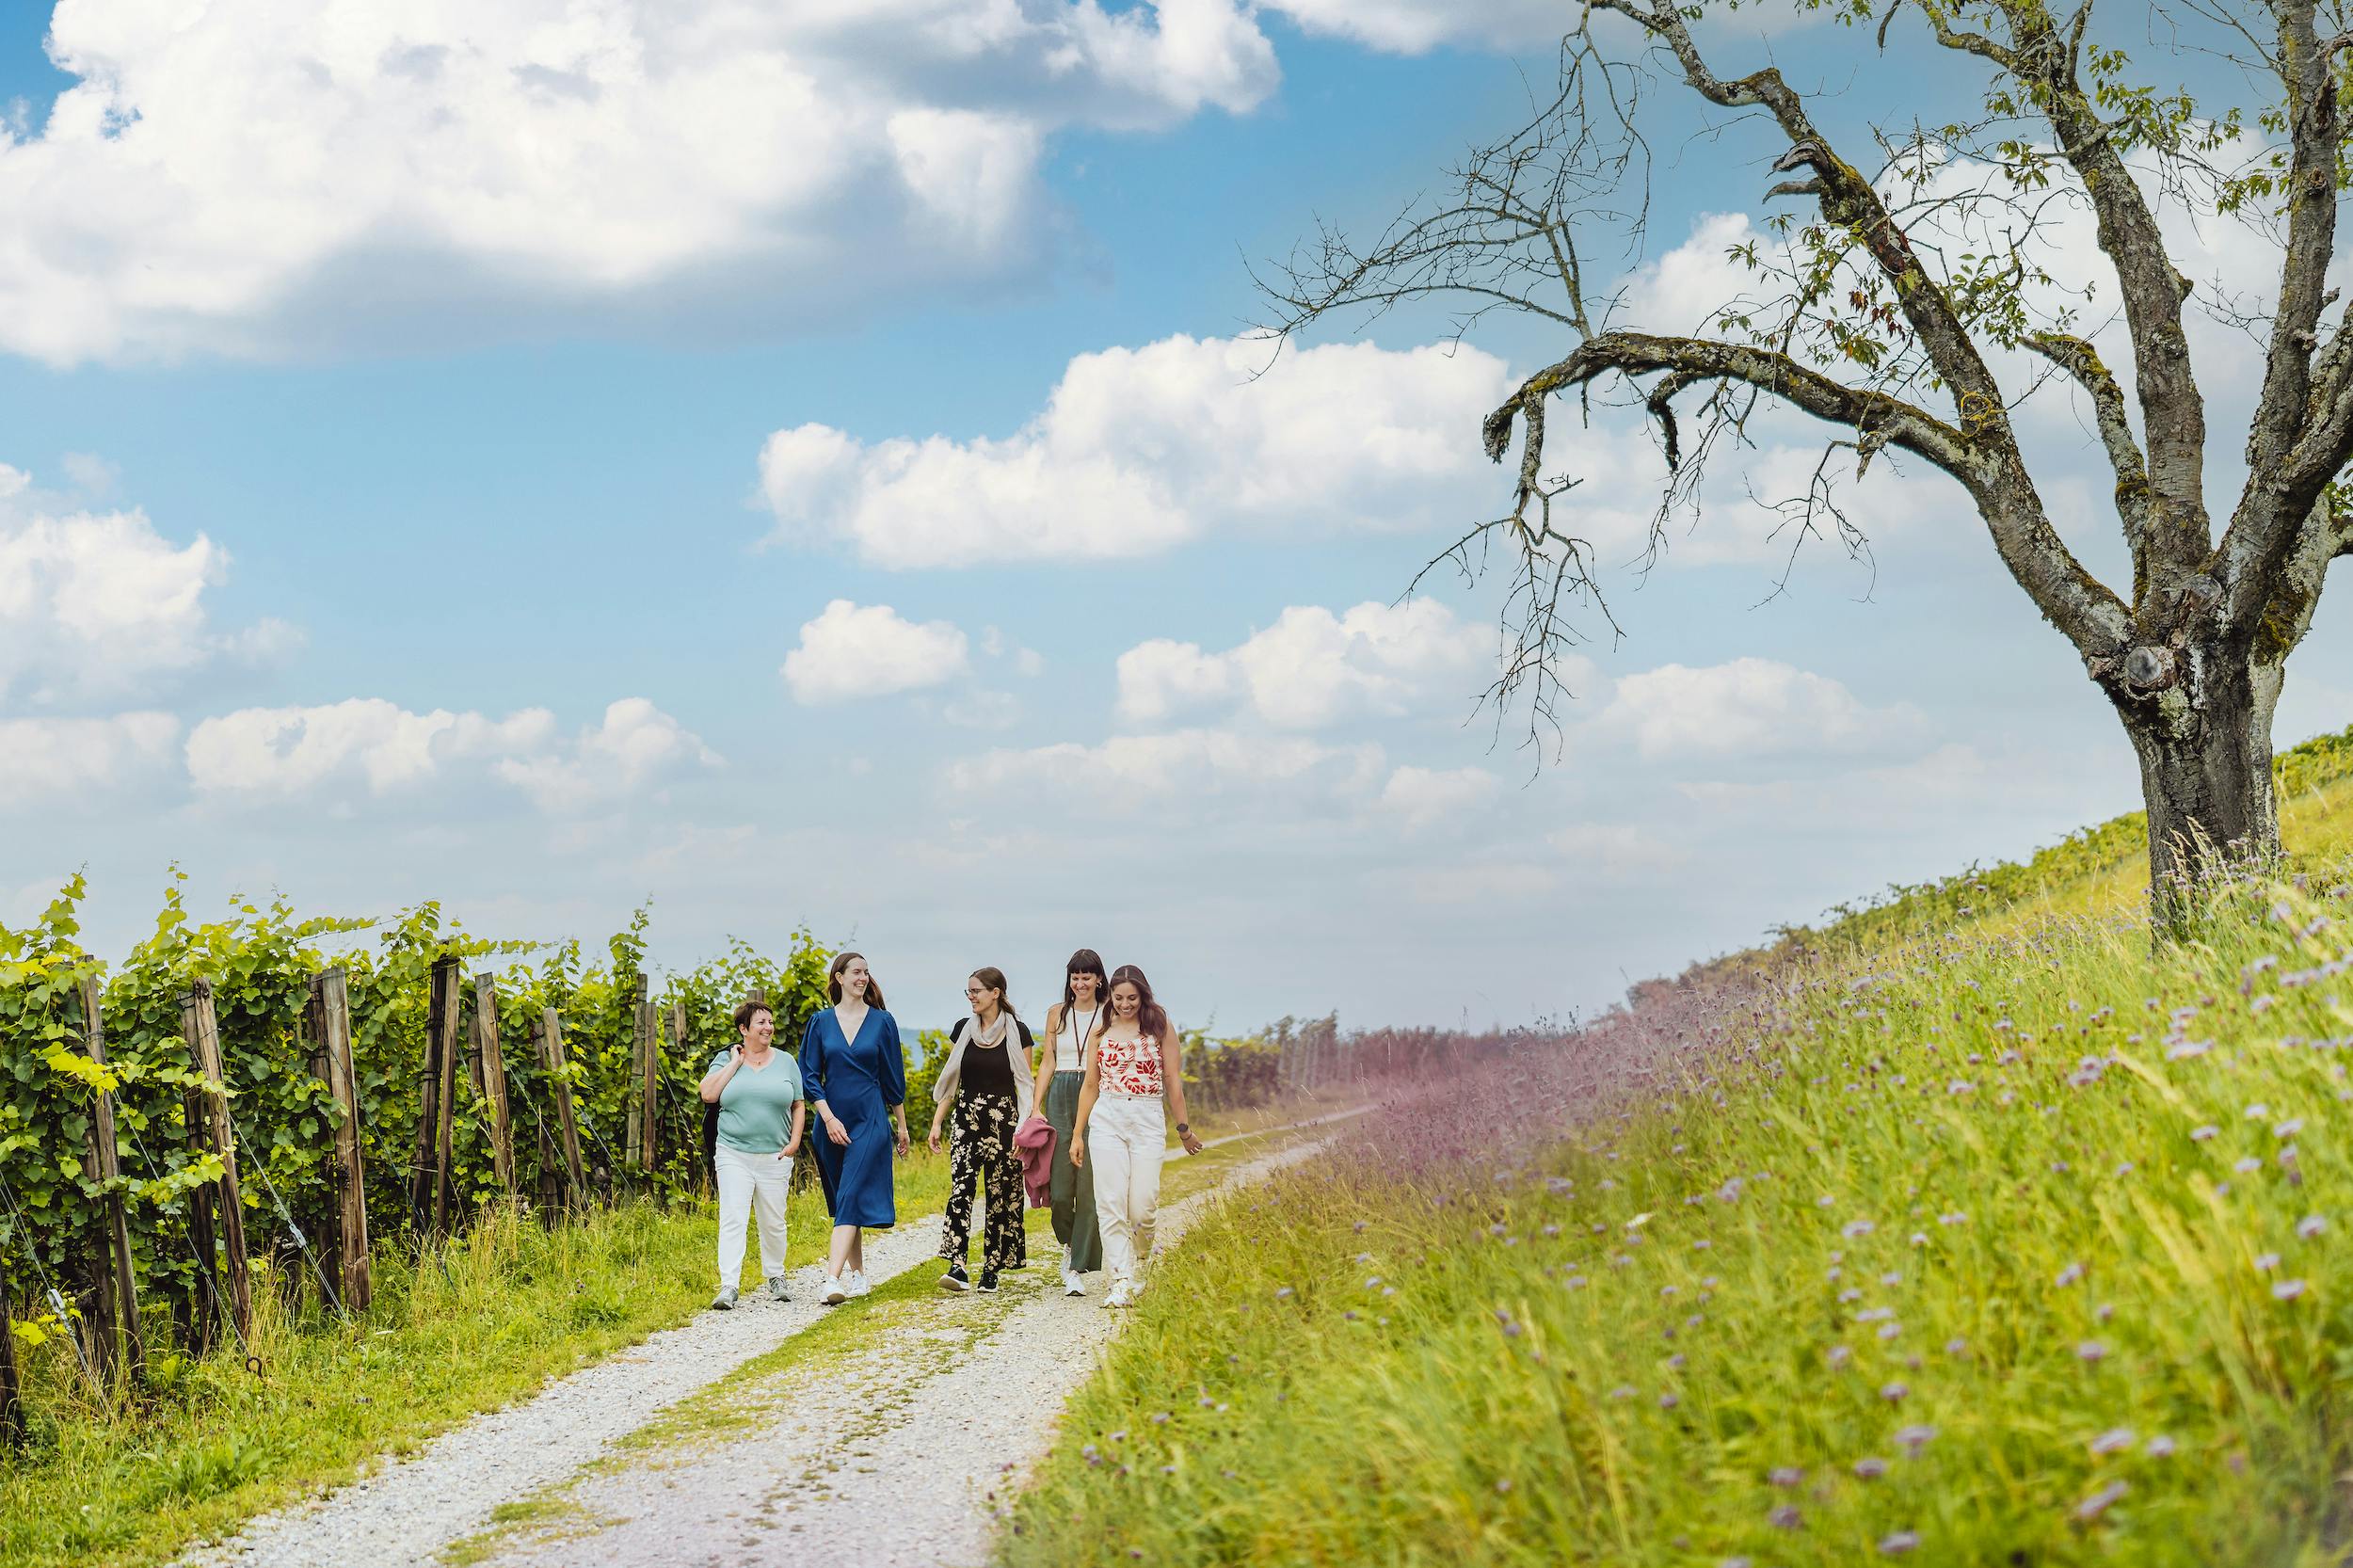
[1176,1122,1190,1135]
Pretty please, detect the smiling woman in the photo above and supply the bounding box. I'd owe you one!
[699,998,806,1309]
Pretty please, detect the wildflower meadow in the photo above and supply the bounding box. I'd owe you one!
[1007,803,2353,1563]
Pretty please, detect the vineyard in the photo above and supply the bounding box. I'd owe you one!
[0,877,1396,1452]
[0,878,860,1416]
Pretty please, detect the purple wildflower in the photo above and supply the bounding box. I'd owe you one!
[2089,1428,2134,1454]
[1878,1530,1920,1555]
[1853,1456,1890,1479]
[2074,1481,2128,1522]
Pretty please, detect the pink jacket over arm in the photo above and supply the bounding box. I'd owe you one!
[1014,1113,1056,1208]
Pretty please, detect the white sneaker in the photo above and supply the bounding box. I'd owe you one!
[850,1270,872,1298]
[820,1272,848,1305]
[1102,1282,1134,1309]
[1062,1266,1085,1298]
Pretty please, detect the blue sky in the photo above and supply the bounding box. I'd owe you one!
[4,1,2345,1034]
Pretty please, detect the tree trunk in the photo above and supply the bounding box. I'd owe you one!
[2118,646,2281,922]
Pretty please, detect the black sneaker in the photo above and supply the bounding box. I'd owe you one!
[977,1270,1000,1293]
[940,1261,969,1292]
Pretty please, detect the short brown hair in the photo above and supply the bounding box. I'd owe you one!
[731,1000,774,1032]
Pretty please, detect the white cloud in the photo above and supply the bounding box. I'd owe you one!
[949,727,1385,811]
[781,600,970,705]
[1115,639,1238,724]
[0,712,180,808]
[184,696,712,810]
[1258,0,1563,51]
[0,465,295,705]
[1597,657,1924,761]
[1116,599,1487,728]
[1379,764,1500,828]
[1,1,1280,364]
[760,335,1514,568]
[491,698,722,812]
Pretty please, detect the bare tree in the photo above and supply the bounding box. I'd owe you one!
[1257,0,2353,920]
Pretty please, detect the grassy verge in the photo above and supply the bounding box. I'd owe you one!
[1005,878,2353,1566]
[3,1147,953,1568]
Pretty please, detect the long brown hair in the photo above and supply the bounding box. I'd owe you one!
[1062,948,1108,1017]
[828,951,886,1011]
[1105,964,1170,1042]
[968,966,1017,1021]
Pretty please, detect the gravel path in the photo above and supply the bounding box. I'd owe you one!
[176,1216,954,1568]
[175,1117,1347,1568]
[476,1137,1324,1568]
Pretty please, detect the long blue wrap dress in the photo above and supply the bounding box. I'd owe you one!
[802,1006,907,1228]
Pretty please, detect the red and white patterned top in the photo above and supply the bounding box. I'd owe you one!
[1096,1031,1163,1096]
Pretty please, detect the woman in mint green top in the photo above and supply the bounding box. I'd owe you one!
[698,1000,806,1309]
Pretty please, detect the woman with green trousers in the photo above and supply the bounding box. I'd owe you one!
[1032,949,1108,1295]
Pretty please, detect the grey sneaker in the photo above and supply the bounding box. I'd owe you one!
[711,1287,739,1311]
[766,1276,791,1303]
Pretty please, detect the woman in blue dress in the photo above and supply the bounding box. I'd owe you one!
[802,951,909,1304]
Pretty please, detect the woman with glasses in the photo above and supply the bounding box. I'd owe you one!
[1032,949,1108,1296]
[803,952,910,1304]
[927,967,1035,1292]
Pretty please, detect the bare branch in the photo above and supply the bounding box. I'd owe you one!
[2214,0,2345,635]
[2024,330,2154,591]
[1923,1,2215,591]
[1482,328,2130,655]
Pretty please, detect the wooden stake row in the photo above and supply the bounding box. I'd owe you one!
[9,953,640,1400]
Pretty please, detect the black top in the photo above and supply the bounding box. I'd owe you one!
[951,1018,1027,1098]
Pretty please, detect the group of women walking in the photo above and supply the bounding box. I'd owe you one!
[697,948,1203,1313]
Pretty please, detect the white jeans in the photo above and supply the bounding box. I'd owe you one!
[1088,1093,1165,1290]
[714,1144,792,1289]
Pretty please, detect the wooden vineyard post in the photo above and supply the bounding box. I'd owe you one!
[180,981,253,1347]
[536,1009,588,1206]
[473,974,517,1196]
[627,976,656,1176]
[668,1001,691,1192]
[430,958,462,1236]
[307,969,371,1311]
[0,1273,20,1447]
[409,957,449,1227]
[78,976,144,1388]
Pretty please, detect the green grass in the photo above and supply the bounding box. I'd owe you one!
[3,1147,955,1568]
[1005,877,2353,1566]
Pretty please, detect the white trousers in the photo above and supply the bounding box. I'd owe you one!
[714,1143,792,1289]
[1088,1093,1165,1289]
